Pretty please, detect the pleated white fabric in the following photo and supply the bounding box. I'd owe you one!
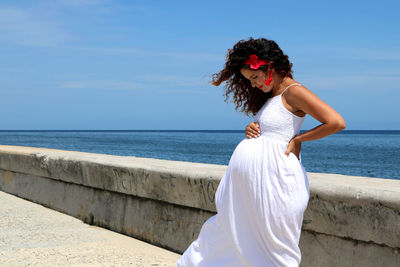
[177,84,310,267]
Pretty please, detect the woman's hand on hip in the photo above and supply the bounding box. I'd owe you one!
[285,137,302,160]
[245,122,260,138]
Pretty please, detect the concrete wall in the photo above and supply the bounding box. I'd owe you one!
[0,145,399,266]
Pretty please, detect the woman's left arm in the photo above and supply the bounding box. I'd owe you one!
[284,85,346,156]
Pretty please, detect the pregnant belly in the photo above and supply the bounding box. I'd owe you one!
[230,137,287,166]
[228,136,304,185]
[221,137,309,216]
[229,137,283,177]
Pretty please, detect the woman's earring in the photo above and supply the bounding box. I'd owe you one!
[264,71,273,86]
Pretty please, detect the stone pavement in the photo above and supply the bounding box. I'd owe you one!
[0,191,181,266]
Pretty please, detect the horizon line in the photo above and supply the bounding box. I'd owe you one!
[0,129,399,132]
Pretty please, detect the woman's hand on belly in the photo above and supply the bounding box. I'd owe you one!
[245,121,260,139]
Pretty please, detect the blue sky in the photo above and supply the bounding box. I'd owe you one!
[0,0,399,130]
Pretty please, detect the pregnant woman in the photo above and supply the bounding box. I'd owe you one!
[177,37,346,267]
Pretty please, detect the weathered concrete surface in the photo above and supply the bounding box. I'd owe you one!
[300,231,400,267]
[0,169,213,253]
[305,173,400,249]
[1,145,400,266]
[0,145,222,211]
[0,190,180,266]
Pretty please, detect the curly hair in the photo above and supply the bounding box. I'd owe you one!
[212,37,293,116]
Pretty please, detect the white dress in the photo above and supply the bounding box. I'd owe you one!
[177,84,310,267]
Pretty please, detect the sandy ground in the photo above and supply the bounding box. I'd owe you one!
[0,190,181,266]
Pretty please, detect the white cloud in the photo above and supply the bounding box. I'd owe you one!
[63,46,221,62]
[297,73,400,91]
[58,82,88,89]
[0,7,71,47]
[140,74,211,87]
[56,0,108,8]
[58,80,147,91]
[57,74,212,92]
[157,51,221,62]
[291,44,400,62]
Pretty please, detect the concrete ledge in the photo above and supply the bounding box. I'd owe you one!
[1,145,400,266]
[0,170,212,253]
[0,145,222,212]
[305,173,400,249]
[300,230,400,267]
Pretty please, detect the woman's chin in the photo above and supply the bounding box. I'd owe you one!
[259,87,271,93]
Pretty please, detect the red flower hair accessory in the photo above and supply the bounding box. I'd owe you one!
[244,54,268,69]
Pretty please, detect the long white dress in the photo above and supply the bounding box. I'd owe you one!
[177,84,310,267]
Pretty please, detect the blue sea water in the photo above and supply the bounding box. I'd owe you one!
[0,130,399,180]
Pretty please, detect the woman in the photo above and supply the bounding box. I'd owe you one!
[177,37,345,267]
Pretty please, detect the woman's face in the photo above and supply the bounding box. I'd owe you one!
[240,68,272,93]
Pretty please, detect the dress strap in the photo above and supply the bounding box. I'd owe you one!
[281,83,301,95]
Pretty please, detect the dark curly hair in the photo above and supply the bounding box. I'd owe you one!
[212,37,293,116]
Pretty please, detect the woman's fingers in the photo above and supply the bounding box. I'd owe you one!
[246,122,261,138]
[251,123,260,133]
[246,130,259,138]
[245,127,255,138]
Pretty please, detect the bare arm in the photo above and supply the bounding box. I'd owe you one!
[286,85,346,143]
[284,85,345,158]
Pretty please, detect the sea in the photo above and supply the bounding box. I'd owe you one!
[0,130,399,180]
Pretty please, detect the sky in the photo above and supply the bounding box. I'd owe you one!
[0,0,399,130]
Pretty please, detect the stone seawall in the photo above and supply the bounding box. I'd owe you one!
[0,145,399,266]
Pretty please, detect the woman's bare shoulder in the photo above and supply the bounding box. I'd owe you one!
[284,83,345,126]
[284,83,320,107]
